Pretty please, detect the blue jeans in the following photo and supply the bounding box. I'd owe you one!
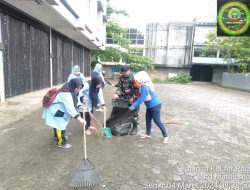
[146,103,168,137]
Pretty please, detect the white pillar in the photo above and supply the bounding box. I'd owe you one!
[0,15,5,102]
[0,49,4,102]
[217,50,220,58]
[190,21,196,65]
[82,48,84,74]
[49,27,53,88]
[71,41,73,68]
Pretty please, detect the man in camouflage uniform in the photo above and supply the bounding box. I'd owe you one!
[113,65,139,135]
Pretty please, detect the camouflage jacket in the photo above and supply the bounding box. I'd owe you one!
[115,74,139,101]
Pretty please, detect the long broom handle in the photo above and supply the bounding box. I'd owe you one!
[104,78,113,86]
[83,120,87,160]
[104,110,106,129]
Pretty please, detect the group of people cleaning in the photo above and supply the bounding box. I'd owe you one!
[42,63,169,149]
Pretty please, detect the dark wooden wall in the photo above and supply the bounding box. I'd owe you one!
[0,2,92,98]
[1,13,50,97]
[52,31,72,85]
[52,38,92,85]
[73,42,84,71]
[84,47,91,76]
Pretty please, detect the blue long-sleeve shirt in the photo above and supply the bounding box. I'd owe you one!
[77,82,105,112]
[132,84,161,109]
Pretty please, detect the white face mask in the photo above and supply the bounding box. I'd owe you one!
[96,84,101,89]
[75,69,80,75]
[75,88,81,92]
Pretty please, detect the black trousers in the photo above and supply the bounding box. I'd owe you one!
[80,111,93,129]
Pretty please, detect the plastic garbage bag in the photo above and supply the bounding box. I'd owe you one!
[106,99,134,136]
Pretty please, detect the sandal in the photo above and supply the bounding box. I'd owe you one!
[162,137,169,144]
[89,126,96,130]
[140,134,151,139]
[85,129,92,136]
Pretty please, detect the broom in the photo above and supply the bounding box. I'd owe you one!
[86,102,112,138]
[85,103,103,138]
[104,78,115,86]
[68,122,102,187]
[88,110,103,138]
[80,102,103,137]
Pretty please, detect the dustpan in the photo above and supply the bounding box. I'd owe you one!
[99,111,112,139]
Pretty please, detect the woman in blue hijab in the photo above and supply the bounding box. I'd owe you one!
[77,73,106,135]
[68,65,85,82]
[92,63,105,87]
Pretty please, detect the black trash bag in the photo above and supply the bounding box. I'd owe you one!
[106,99,134,136]
[111,98,130,108]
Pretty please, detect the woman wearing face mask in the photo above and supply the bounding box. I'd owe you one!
[77,72,106,135]
[129,71,169,144]
[42,78,86,148]
[92,63,105,87]
[68,65,85,82]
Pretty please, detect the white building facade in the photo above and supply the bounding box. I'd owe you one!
[145,22,227,83]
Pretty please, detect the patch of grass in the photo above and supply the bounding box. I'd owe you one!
[153,73,192,84]
[152,78,167,83]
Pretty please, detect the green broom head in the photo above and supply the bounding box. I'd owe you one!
[69,159,102,188]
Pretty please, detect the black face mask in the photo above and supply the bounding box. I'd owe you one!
[76,84,84,89]
[64,78,83,92]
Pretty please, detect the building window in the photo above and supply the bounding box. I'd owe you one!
[106,28,145,54]
[137,50,143,55]
[194,48,203,57]
[194,47,217,57]
[129,33,137,39]
[127,28,144,45]
[129,49,143,56]
[107,38,113,44]
[137,40,144,45]
[129,28,137,33]
[130,40,136,44]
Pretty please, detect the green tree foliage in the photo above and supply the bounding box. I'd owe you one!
[203,29,250,73]
[91,0,153,72]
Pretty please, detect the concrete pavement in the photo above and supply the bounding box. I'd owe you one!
[0,84,61,129]
[0,82,250,190]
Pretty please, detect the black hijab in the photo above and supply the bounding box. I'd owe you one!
[89,71,104,107]
[61,78,83,108]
